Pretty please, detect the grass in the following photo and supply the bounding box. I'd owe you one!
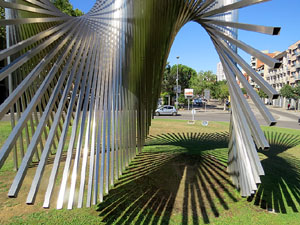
[0,119,300,224]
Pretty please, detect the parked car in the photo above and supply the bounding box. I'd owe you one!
[155,105,177,116]
[193,98,203,106]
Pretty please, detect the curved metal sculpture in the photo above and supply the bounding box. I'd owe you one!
[0,0,281,209]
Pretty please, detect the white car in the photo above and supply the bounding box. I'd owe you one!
[155,105,177,116]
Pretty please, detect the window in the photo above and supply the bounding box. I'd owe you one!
[293,49,297,54]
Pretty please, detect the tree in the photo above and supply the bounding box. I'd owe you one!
[293,85,300,99]
[171,64,197,91]
[280,84,295,99]
[189,70,217,97]
[161,62,171,93]
[51,0,84,17]
[293,85,300,110]
[0,7,5,58]
[241,88,247,95]
[178,94,187,105]
[216,81,229,100]
[213,80,229,110]
[258,89,268,99]
[161,64,197,103]
[0,7,5,40]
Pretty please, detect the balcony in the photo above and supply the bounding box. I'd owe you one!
[283,67,287,73]
[295,51,300,56]
[296,63,300,69]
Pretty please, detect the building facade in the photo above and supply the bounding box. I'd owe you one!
[250,40,300,108]
[216,62,226,81]
[287,40,300,86]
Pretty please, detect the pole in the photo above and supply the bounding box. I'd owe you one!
[5,1,18,171]
[176,56,179,109]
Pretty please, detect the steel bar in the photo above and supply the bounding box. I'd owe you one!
[0,1,64,16]
[204,24,281,68]
[205,27,279,99]
[199,19,280,35]
[200,0,270,18]
[0,0,281,208]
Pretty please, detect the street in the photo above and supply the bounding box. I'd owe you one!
[154,101,300,130]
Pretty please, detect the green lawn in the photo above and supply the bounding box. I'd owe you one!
[1,119,300,224]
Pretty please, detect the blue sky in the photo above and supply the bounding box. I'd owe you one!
[70,0,300,73]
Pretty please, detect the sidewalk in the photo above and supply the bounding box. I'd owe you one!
[245,98,299,117]
[265,104,300,116]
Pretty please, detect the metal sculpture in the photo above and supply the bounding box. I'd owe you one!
[0,0,280,209]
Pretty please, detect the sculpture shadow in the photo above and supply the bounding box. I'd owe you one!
[248,131,300,214]
[97,131,300,224]
[97,132,240,224]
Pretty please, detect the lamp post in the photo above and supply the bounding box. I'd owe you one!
[176,56,179,109]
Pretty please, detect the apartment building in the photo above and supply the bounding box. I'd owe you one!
[248,50,278,87]
[216,62,226,81]
[267,51,288,92]
[287,40,300,86]
[249,40,300,107]
[267,51,288,107]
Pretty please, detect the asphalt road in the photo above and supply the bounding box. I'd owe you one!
[1,104,299,129]
[154,105,300,130]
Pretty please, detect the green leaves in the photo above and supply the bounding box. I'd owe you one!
[189,70,217,97]
[0,7,5,40]
[258,89,268,98]
[280,84,299,99]
[216,81,229,100]
[51,0,84,17]
[161,63,197,97]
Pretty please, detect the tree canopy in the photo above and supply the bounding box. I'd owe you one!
[51,0,84,17]
[293,85,300,100]
[213,80,229,101]
[280,84,295,99]
[0,7,5,40]
[189,70,217,97]
[161,63,197,95]
[258,89,268,99]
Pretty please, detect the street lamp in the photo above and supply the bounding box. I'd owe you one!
[176,56,179,109]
